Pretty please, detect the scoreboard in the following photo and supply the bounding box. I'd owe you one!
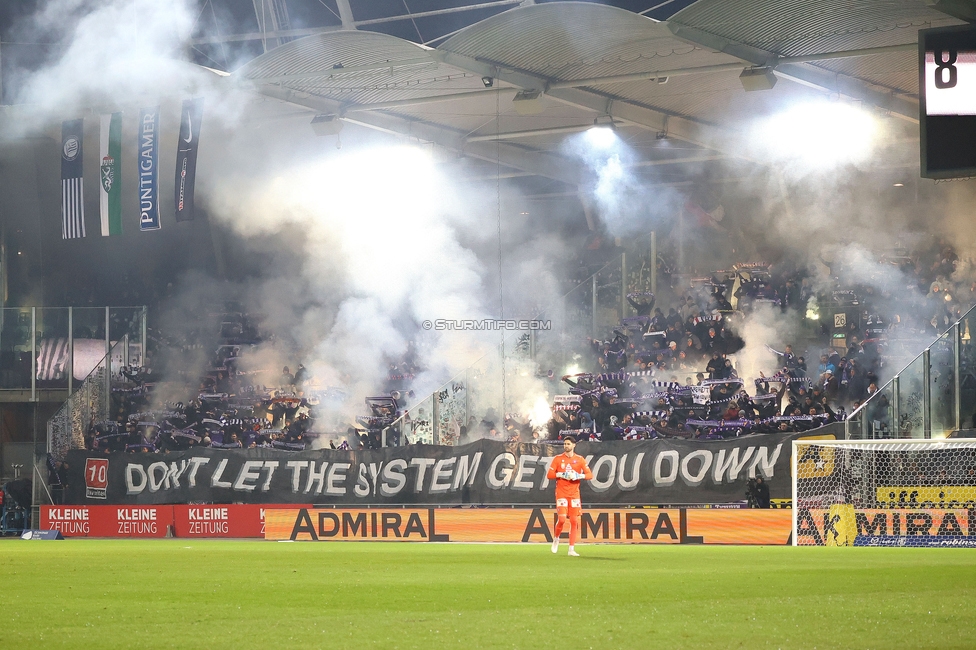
[920,25,976,178]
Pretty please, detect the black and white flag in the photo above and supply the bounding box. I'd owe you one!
[61,119,85,239]
[174,98,204,222]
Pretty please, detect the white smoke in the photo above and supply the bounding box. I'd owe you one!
[744,99,882,175]
[204,142,497,406]
[731,305,801,383]
[13,0,203,117]
[6,0,552,422]
[561,127,682,238]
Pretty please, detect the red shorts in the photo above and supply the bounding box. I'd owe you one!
[556,497,582,517]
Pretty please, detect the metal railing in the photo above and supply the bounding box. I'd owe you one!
[845,303,976,439]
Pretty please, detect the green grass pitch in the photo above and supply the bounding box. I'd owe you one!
[1,541,974,649]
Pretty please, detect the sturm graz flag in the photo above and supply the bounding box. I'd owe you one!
[99,112,122,236]
[174,97,204,222]
[61,119,85,239]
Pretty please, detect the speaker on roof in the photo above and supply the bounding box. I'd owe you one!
[512,90,547,115]
[739,67,777,92]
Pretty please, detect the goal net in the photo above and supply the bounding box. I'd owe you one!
[792,439,976,547]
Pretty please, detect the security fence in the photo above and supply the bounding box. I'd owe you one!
[847,303,976,439]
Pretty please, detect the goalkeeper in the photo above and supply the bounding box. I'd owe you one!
[546,436,593,557]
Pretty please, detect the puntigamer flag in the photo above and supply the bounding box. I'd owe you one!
[174,97,204,222]
[99,112,123,236]
[61,119,85,239]
[137,106,160,231]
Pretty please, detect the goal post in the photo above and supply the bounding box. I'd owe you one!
[791,439,976,547]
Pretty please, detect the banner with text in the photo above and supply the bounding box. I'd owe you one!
[264,507,792,545]
[41,504,312,538]
[137,106,160,231]
[64,434,816,506]
[174,97,203,222]
[796,507,976,546]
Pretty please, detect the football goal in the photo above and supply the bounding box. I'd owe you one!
[791,439,976,547]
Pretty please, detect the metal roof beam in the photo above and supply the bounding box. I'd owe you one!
[546,43,918,90]
[431,49,727,150]
[343,88,510,113]
[780,42,917,64]
[246,56,438,83]
[773,63,919,123]
[252,84,582,186]
[466,123,595,142]
[928,0,976,23]
[667,22,919,123]
[335,0,355,29]
[352,1,523,26]
[189,1,522,45]
[547,63,744,89]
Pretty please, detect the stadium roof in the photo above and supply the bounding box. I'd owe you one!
[1,0,964,190]
[216,0,966,190]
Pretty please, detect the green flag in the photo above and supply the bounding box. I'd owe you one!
[99,112,122,236]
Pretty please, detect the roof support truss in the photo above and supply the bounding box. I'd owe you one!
[430,50,727,150]
[666,22,920,123]
[252,83,583,186]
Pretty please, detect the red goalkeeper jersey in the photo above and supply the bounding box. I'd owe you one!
[547,453,593,500]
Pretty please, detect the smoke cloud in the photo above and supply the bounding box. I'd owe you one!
[12,0,976,429]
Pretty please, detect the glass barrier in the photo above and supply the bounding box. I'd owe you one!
[46,332,146,461]
[896,350,926,439]
[929,330,954,437]
[0,306,145,392]
[849,302,976,439]
[864,382,894,439]
[961,312,976,428]
[0,308,34,389]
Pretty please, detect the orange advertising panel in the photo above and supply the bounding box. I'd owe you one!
[264,507,792,545]
[797,507,974,546]
[684,509,792,545]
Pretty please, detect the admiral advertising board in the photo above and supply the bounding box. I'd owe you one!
[263,507,794,545]
[796,506,976,547]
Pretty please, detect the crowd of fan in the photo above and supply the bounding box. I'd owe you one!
[59,238,976,452]
[85,362,331,455]
[537,239,975,442]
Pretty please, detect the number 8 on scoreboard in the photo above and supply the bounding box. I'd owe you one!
[920,25,976,178]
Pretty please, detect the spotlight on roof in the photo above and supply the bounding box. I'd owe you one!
[893,182,905,187]
[512,89,546,115]
[585,119,617,148]
[739,66,777,92]
[310,114,343,136]
[481,76,494,88]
